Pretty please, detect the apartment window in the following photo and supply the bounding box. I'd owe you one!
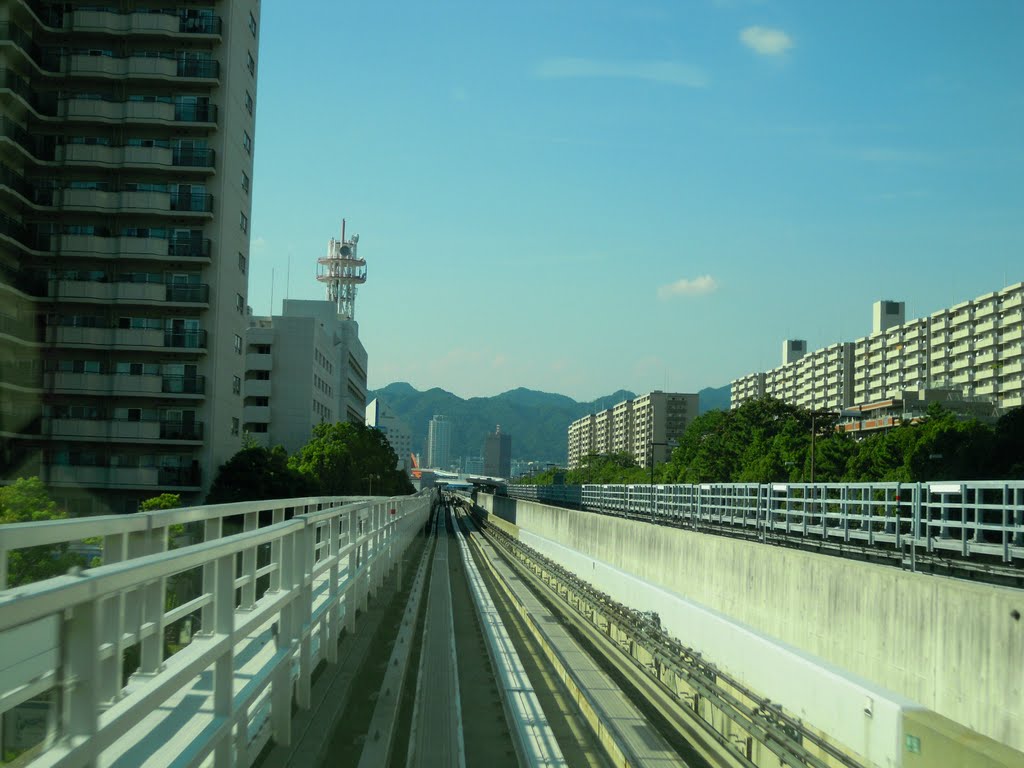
[244,91,253,115]
[247,51,255,76]
[236,293,245,313]
[248,11,257,36]
[241,170,249,194]
[231,417,239,436]
[240,212,248,233]
[232,375,241,394]
[242,130,252,154]
[233,334,242,354]
[238,252,247,273]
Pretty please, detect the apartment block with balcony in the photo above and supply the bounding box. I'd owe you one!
[567,391,699,469]
[0,0,261,513]
[731,282,1024,416]
[567,413,595,469]
[730,371,764,409]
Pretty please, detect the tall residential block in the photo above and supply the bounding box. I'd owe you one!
[426,414,451,470]
[0,1,261,513]
[731,282,1024,414]
[483,424,511,478]
[567,391,698,469]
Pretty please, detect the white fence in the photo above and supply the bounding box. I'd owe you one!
[507,481,1024,566]
[0,493,432,767]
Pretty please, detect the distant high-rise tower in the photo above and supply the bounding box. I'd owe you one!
[426,415,452,470]
[316,220,366,320]
[484,425,512,478]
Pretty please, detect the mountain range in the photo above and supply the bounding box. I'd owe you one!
[368,382,731,466]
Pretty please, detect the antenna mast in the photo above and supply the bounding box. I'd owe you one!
[316,218,366,319]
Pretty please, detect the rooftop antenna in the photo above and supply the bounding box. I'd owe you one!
[317,218,366,319]
[270,267,274,316]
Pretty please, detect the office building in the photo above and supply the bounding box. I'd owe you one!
[0,2,261,513]
[731,282,1024,415]
[483,424,511,478]
[366,398,411,471]
[567,391,699,469]
[242,299,368,454]
[426,414,451,470]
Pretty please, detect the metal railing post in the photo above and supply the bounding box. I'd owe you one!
[200,517,223,634]
[240,511,257,609]
[62,598,101,763]
[214,554,235,766]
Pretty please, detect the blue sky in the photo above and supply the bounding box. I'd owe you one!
[249,0,1023,401]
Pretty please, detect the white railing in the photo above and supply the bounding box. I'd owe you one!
[508,481,1024,566]
[0,493,432,767]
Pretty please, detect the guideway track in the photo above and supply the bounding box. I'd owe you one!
[464,500,863,768]
[452,499,687,767]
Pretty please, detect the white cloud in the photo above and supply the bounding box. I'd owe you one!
[535,57,709,88]
[658,275,718,299]
[740,26,793,56]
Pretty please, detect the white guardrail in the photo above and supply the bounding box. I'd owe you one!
[0,493,432,767]
[508,481,1024,566]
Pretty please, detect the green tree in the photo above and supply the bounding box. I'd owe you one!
[206,445,315,504]
[0,477,83,587]
[289,422,414,496]
[139,493,181,512]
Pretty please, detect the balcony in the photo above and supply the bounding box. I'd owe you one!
[975,303,996,320]
[1002,294,1023,311]
[52,233,211,261]
[245,379,271,398]
[162,375,205,394]
[1001,328,1023,344]
[48,280,209,305]
[174,102,217,124]
[950,312,971,327]
[67,53,177,79]
[44,464,200,489]
[57,143,215,171]
[243,406,271,423]
[44,417,162,440]
[951,327,971,342]
[170,190,214,214]
[46,371,162,395]
[245,352,272,372]
[67,9,222,37]
[160,421,204,440]
[46,326,207,350]
[164,329,208,349]
[976,335,995,351]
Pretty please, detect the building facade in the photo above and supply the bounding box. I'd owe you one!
[242,299,368,454]
[365,398,411,471]
[0,1,261,513]
[425,414,451,470]
[483,424,511,478]
[731,283,1024,414]
[567,391,699,469]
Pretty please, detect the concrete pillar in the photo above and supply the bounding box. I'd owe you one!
[214,554,235,766]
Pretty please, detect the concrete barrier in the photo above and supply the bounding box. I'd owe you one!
[478,494,1024,755]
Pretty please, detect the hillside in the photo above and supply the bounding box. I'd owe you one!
[368,383,731,465]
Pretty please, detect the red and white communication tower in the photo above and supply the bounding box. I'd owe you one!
[316,219,366,319]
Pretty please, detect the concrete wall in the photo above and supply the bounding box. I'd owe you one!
[478,495,1024,754]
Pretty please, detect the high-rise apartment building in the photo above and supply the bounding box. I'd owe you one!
[366,398,411,471]
[731,282,1024,415]
[425,414,451,470]
[483,424,511,478]
[0,1,261,513]
[567,391,699,469]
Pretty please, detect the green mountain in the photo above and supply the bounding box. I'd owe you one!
[368,383,731,466]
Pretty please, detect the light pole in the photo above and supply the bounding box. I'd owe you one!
[648,439,675,520]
